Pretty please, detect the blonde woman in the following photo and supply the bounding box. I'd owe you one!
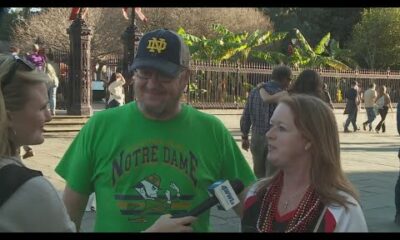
[241,94,367,232]
[0,54,74,231]
[375,85,393,133]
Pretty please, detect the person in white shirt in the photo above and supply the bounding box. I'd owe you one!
[362,83,377,131]
[375,85,393,133]
[107,72,126,108]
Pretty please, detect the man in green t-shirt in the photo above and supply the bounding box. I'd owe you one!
[56,29,256,232]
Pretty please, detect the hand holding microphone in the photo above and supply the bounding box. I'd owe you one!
[172,179,244,218]
[144,180,243,232]
[143,214,196,232]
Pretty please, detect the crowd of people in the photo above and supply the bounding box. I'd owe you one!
[343,80,393,134]
[0,26,398,233]
[240,64,397,231]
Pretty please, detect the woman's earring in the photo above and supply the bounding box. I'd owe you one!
[305,142,311,151]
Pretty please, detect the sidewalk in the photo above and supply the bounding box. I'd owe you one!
[24,106,400,232]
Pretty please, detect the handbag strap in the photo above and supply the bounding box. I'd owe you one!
[0,164,42,207]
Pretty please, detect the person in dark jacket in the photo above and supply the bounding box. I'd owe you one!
[343,81,361,132]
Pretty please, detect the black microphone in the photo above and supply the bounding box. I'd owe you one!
[172,179,244,218]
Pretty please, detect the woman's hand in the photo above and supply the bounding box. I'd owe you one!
[116,73,126,84]
[143,214,197,232]
[241,138,250,151]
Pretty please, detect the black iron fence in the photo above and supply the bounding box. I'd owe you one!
[187,61,400,109]
[51,49,123,108]
[50,50,400,109]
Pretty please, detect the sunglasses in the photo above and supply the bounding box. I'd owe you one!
[1,55,36,89]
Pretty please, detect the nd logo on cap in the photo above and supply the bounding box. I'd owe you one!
[131,29,190,78]
[146,37,167,54]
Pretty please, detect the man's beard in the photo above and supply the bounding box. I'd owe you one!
[137,94,182,119]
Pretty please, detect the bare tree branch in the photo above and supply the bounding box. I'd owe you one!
[10,8,272,59]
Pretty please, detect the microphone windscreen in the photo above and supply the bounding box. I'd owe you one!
[229,179,245,194]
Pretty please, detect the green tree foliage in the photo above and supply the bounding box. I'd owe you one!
[328,39,359,69]
[178,24,286,103]
[178,24,352,70]
[178,24,287,63]
[350,8,400,70]
[263,8,363,48]
[289,28,351,70]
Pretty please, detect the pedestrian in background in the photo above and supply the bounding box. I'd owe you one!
[241,65,292,178]
[343,81,361,133]
[45,53,59,116]
[107,72,125,109]
[362,83,377,131]
[375,85,393,133]
[322,83,334,109]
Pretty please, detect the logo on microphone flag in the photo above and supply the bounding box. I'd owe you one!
[208,180,240,210]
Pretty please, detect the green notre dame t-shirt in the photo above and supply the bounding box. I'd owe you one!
[55,102,255,232]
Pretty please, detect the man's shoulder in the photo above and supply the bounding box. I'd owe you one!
[185,105,219,120]
[246,88,258,100]
[249,87,259,95]
[184,105,226,128]
[364,89,374,94]
[246,87,263,103]
[86,103,133,126]
[97,103,129,115]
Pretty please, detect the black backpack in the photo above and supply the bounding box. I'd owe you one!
[0,164,42,207]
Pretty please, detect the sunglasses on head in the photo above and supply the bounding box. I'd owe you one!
[1,55,36,89]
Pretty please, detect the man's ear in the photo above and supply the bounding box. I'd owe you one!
[6,110,15,128]
[179,69,190,89]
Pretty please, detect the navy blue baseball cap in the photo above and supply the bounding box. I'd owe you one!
[131,29,190,78]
